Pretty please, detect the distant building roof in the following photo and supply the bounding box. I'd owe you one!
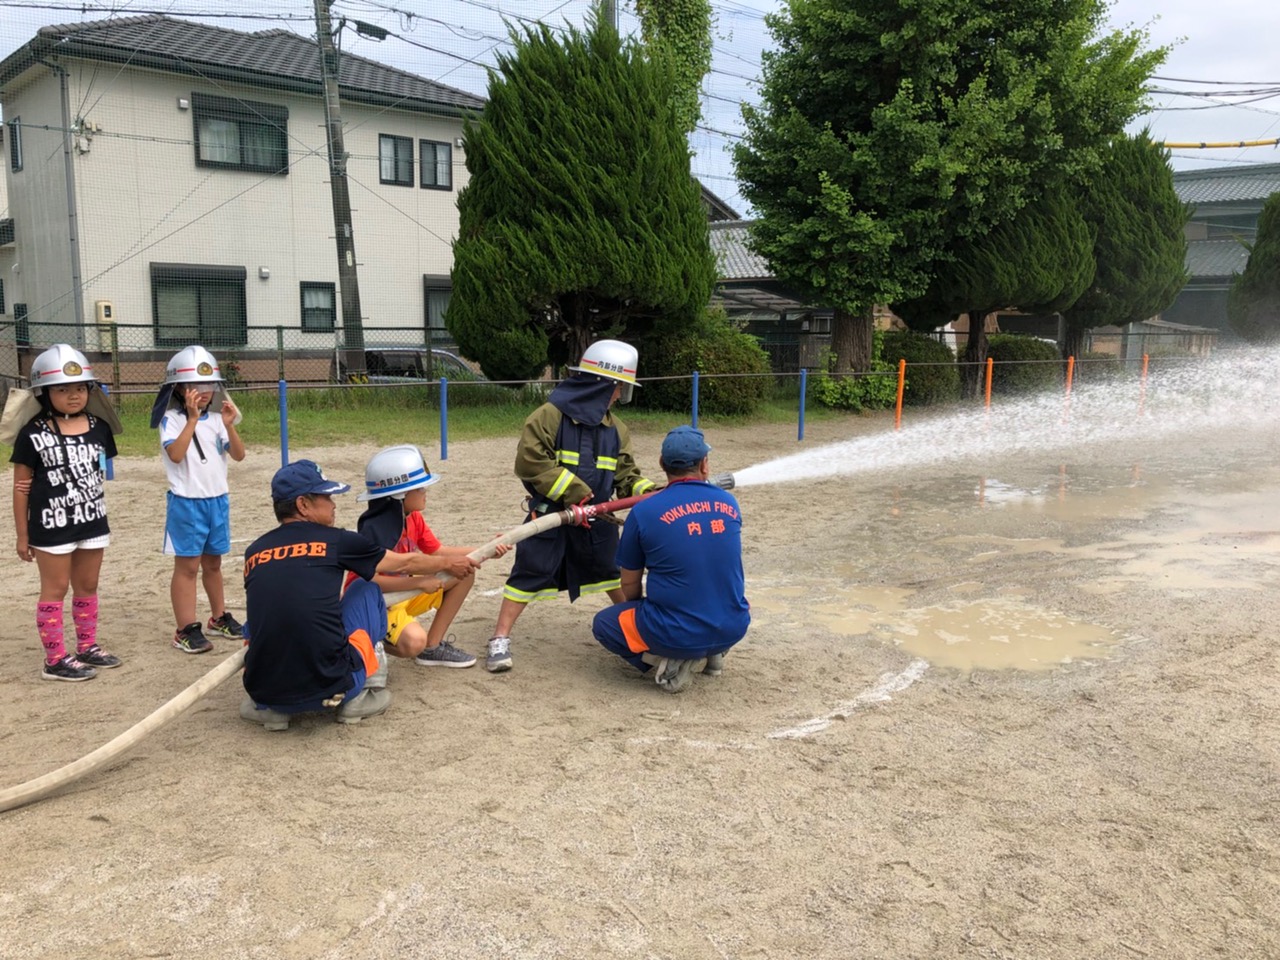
[700,185,741,222]
[709,220,770,280]
[0,15,484,115]
[1173,163,1280,207]
[1186,237,1249,280]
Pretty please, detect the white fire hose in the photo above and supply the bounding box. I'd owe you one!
[0,495,651,814]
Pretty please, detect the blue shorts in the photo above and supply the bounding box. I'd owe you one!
[163,492,231,557]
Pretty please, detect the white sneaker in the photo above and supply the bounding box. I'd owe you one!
[486,636,513,672]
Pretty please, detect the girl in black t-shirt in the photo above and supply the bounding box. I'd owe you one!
[9,344,122,682]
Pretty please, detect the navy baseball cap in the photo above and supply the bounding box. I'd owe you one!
[271,460,351,501]
[661,425,711,469]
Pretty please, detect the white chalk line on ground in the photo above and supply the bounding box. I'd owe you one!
[767,658,931,740]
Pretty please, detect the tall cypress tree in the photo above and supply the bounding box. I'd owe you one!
[1228,192,1280,342]
[450,14,716,381]
[1063,131,1189,357]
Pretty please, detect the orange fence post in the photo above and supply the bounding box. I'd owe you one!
[984,357,994,409]
[1065,355,1075,396]
[1138,353,1149,417]
[894,358,906,430]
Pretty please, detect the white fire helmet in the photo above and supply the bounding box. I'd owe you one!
[164,345,224,384]
[568,339,641,403]
[30,344,97,393]
[357,444,442,501]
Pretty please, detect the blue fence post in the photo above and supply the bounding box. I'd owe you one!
[798,368,807,442]
[278,380,289,468]
[439,377,449,461]
[691,370,700,429]
[101,383,114,480]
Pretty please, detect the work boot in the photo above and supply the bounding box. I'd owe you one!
[366,640,389,690]
[239,696,290,732]
[703,652,725,677]
[336,687,392,725]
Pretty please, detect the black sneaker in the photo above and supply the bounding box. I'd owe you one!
[42,655,98,682]
[172,622,213,654]
[206,611,244,639]
[76,644,122,668]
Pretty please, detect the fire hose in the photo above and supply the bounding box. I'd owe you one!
[0,489,691,814]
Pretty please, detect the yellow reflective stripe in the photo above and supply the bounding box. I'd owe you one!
[556,450,580,465]
[548,468,576,500]
[596,456,618,471]
[633,478,656,495]
[501,585,561,603]
[580,578,621,596]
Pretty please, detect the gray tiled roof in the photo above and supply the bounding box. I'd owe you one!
[1186,237,1250,279]
[709,220,772,280]
[1173,164,1280,206]
[0,15,483,113]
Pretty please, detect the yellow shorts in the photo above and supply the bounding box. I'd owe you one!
[384,591,443,646]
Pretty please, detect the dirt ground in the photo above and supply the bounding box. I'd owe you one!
[0,411,1277,960]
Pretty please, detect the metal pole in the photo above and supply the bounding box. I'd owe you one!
[278,380,289,467]
[691,370,699,429]
[439,377,448,461]
[798,368,807,441]
[313,0,366,378]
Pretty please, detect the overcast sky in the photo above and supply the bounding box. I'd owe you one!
[1,0,1276,216]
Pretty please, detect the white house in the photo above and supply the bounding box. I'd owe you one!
[0,14,484,383]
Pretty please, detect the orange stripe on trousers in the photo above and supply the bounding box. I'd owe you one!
[619,607,648,653]
[348,629,379,677]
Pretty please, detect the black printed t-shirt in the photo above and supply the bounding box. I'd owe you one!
[9,415,118,548]
[242,521,384,706]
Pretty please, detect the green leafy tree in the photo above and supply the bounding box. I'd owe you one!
[450,14,716,381]
[1063,131,1189,358]
[1228,192,1280,342]
[633,0,713,134]
[734,0,1163,376]
[894,185,1096,396]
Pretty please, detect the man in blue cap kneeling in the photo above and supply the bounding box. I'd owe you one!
[591,426,750,693]
[239,460,479,730]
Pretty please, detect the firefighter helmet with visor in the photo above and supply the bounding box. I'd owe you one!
[568,339,640,403]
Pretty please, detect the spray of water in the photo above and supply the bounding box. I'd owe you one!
[732,349,1280,489]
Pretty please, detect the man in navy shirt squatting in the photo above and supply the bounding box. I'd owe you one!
[240,460,479,730]
[591,426,750,693]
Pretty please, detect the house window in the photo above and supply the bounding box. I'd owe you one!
[420,140,452,190]
[192,93,288,174]
[7,117,21,172]
[151,264,247,347]
[379,135,413,186]
[423,278,452,337]
[300,281,336,332]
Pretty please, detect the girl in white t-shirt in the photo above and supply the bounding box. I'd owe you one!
[152,346,246,655]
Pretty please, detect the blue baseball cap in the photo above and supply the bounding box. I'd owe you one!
[661,425,711,469]
[271,460,351,502]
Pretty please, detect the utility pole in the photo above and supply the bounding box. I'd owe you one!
[601,0,617,30]
[314,0,366,378]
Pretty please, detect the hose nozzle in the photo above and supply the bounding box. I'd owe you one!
[709,472,735,491]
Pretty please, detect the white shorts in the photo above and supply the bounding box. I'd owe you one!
[33,534,111,555]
